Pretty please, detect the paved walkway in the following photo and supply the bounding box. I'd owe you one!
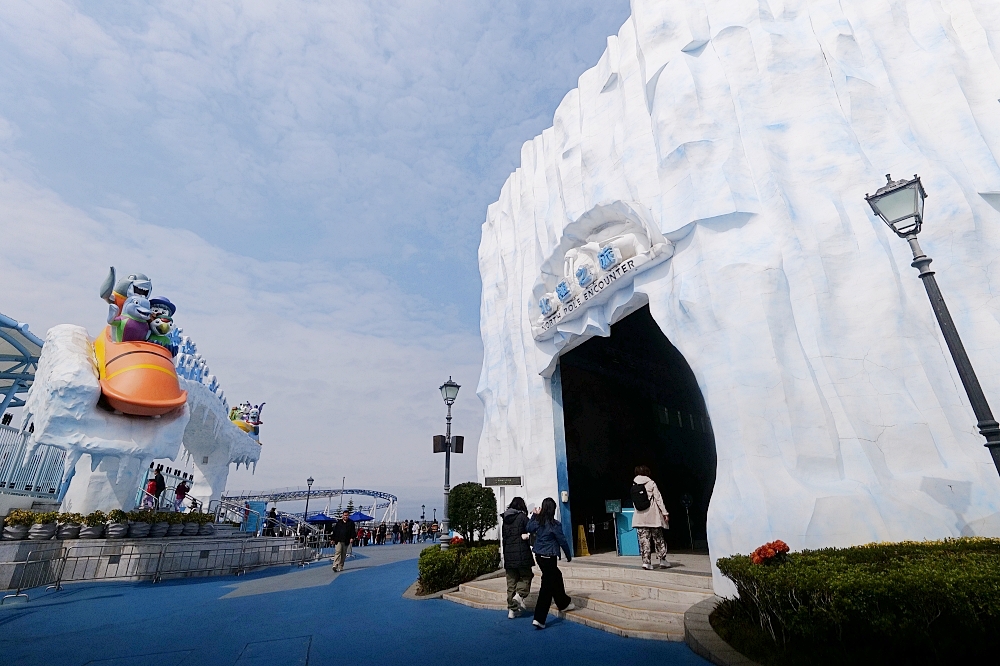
[0,543,709,665]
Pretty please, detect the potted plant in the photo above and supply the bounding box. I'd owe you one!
[127,509,153,538]
[181,512,201,536]
[165,511,185,537]
[198,512,216,536]
[2,509,34,540]
[56,512,84,540]
[105,509,129,539]
[28,511,58,540]
[79,510,106,539]
[149,511,170,539]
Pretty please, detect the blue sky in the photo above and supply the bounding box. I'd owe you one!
[0,0,630,517]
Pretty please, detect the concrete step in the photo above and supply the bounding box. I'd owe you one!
[441,589,685,641]
[456,574,712,607]
[560,562,714,590]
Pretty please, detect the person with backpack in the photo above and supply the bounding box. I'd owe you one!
[501,497,533,619]
[526,497,575,629]
[631,465,670,569]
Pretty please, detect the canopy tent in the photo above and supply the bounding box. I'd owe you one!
[305,513,338,524]
[349,511,373,522]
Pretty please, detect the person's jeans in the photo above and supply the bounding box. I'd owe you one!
[533,554,571,624]
[333,542,348,571]
[505,567,534,611]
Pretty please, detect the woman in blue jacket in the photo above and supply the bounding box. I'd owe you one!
[526,497,575,629]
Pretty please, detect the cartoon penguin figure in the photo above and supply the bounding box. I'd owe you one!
[147,297,177,356]
[111,295,152,343]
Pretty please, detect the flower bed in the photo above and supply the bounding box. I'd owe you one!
[714,537,1000,665]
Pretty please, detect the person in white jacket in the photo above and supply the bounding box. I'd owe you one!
[631,465,670,570]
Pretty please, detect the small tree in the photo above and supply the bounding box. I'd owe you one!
[345,499,355,515]
[449,482,498,544]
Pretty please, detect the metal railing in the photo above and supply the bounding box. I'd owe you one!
[214,499,266,536]
[1,548,65,604]
[1,537,322,603]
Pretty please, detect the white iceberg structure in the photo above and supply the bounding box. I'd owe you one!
[22,324,259,513]
[476,0,1000,593]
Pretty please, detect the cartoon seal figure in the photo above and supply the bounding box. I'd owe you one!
[100,267,152,323]
[111,295,152,343]
[147,297,177,355]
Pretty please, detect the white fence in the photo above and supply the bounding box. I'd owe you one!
[0,424,64,500]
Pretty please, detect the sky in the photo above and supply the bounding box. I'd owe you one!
[0,0,631,518]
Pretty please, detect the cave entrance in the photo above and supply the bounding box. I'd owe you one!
[560,305,716,554]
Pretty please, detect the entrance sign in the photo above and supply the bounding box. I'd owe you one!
[485,476,522,486]
[530,201,672,341]
[604,499,622,514]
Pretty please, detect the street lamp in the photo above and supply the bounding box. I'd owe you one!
[866,174,1000,477]
[439,376,460,541]
[421,504,425,521]
[304,476,315,527]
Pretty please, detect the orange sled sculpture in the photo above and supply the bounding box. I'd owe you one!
[93,326,187,416]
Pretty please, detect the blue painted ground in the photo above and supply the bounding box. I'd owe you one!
[0,544,710,666]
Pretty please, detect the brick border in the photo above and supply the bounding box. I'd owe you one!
[684,596,761,666]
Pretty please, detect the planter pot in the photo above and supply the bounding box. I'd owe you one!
[166,523,185,537]
[149,522,170,538]
[2,525,28,540]
[127,522,151,538]
[105,523,128,539]
[181,522,200,536]
[28,523,57,540]
[198,523,216,536]
[79,525,105,539]
[57,523,81,540]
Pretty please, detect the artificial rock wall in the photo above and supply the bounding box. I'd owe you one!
[476,0,1000,592]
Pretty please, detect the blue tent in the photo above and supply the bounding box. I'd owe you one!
[305,513,338,524]
[349,511,373,522]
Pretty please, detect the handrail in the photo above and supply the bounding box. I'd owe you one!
[215,499,266,536]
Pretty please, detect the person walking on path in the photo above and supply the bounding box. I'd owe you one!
[153,468,166,506]
[526,497,575,629]
[331,510,356,572]
[631,465,671,570]
[501,497,534,619]
[173,479,189,512]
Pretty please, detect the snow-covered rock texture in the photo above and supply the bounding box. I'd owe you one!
[23,324,259,513]
[477,0,1000,593]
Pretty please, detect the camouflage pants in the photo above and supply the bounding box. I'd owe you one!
[637,527,667,566]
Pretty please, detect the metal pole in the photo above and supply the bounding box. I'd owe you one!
[685,507,694,550]
[304,487,312,526]
[442,402,452,540]
[906,235,1000,476]
[339,477,345,511]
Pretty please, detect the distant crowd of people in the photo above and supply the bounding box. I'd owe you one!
[352,519,438,546]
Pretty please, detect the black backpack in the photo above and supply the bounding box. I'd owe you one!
[631,482,651,511]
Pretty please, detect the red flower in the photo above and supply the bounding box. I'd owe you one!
[751,540,790,565]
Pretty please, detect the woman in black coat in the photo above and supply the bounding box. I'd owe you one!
[501,497,533,619]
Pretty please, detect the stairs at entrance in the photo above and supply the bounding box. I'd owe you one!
[442,555,714,641]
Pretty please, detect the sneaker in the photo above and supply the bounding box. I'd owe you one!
[513,593,526,610]
[560,603,576,612]
[508,610,519,619]
[659,561,672,569]
[532,620,545,630]
[642,563,652,570]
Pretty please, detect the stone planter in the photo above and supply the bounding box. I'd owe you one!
[28,523,57,540]
[166,523,185,537]
[2,525,28,540]
[79,525,105,539]
[149,522,170,538]
[105,523,128,539]
[127,522,151,538]
[214,524,237,538]
[181,522,200,536]
[198,523,216,536]
[57,523,81,540]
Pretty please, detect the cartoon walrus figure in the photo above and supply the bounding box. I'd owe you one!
[100,267,153,323]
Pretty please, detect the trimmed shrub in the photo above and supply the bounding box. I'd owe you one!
[715,537,1000,664]
[448,482,498,544]
[417,544,501,595]
[82,510,107,528]
[4,509,36,527]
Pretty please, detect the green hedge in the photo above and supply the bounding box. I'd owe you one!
[715,537,1000,664]
[417,544,500,595]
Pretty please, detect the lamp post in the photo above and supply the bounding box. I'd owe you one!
[304,476,314,528]
[866,174,1000,477]
[439,376,460,540]
[421,504,425,521]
